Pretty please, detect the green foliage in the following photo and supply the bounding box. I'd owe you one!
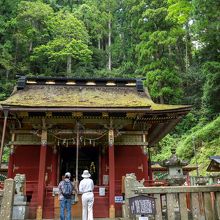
[202,62,220,116]
[152,134,177,161]
[146,67,183,104]
[177,116,220,174]
[167,0,192,25]
[173,111,200,135]
[0,0,219,174]
[192,0,220,61]
[2,147,10,163]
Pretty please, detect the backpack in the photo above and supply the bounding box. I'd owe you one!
[61,180,73,199]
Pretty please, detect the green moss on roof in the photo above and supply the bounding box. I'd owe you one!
[0,85,188,110]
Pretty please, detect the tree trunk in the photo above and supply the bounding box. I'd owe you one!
[6,70,9,82]
[67,55,72,76]
[159,81,164,104]
[98,38,101,50]
[108,14,112,71]
[29,41,33,53]
[185,22,192,73]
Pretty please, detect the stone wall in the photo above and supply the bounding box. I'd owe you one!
[0,179,15,220]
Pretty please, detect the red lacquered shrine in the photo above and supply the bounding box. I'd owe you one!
[0,77,190,219]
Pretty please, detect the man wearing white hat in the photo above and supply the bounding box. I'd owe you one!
[79,170,94,220]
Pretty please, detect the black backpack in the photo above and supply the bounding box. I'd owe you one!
[61,180,73,199]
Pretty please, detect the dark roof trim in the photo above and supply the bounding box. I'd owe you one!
[17,76,145,92]
[0,105,191,114]
[210,156,220,162]
[2,106,152,112]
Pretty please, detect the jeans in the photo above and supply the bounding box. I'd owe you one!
[60,198,72,220]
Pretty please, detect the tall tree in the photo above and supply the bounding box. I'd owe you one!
[134,0,183,103]
[12,1,54,73]
[31,10,92,75]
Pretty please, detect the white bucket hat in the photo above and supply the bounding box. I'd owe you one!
[81,170,91,178]
[65,172,71,178]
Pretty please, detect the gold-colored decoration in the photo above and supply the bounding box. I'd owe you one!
[36,206,42,220]
[126,112,137,118]
[18,112,29,117]
[46,112,52,117]
[109,205,115,218]
[72,112,83,117]
[102,112,109,117]
[89,162,96,175]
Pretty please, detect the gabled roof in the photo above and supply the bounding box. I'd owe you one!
[207,156,220,172]
[0,76,190,112]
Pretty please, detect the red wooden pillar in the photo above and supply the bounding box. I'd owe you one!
[142,148,149,186]
[37,129,47,219]
[51,146,57,186]
[8,133,15,178]
[108,129,115,218]
[98,147,102,185]
[142,134,149,185]
[8,147,15,178]
[148,148,153,183]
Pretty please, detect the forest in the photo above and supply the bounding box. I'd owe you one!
[0,0,219,175]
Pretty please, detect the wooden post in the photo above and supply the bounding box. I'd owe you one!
[0,107,9,167]
[108,128,115,218]
[51,146,57,186]
[148,147,153,182]
[142,134,149,185]
[8,133,15,178]
[99,146,102,185]
[37,128,47,219]
[76,122,79,183]
[8,147,15,178]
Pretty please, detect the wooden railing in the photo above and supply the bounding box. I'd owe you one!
[136,185,220,220]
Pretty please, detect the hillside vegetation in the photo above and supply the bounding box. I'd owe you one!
[152,116,220,175]
[0,0,219,173]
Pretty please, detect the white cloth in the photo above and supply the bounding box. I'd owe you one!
[79,178,94,220]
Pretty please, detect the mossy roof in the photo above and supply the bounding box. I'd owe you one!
[0,85,189,111]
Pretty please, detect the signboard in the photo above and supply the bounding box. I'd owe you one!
[52,187,59,196]
[115,196,123,203]
[129,195,156,216]
[99,187,105,196]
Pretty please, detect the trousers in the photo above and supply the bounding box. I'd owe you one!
[60,198,72,220]
[82,192,94,220]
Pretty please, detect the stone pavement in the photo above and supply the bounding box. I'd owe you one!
[25,219,122,220]
[38,218,122,220]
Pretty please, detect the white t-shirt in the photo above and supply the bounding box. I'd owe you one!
[79,178,94,193]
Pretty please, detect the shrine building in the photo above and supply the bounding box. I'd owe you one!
[0,76,190,219]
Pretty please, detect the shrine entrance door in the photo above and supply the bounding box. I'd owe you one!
[60,146,99,184]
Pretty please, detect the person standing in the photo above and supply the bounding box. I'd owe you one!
[58,172,74,220]
[79,170,94,220]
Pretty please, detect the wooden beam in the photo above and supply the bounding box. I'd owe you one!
[12,129,151,135]
[115,142,148,146]
[136,185,220,194]
[9,141,54,146]
[149,118,180,146]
